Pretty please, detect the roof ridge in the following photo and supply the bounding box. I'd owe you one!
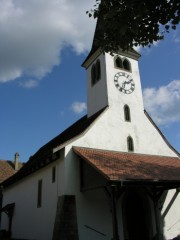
[1,107,107,188]
[0,159,12,162]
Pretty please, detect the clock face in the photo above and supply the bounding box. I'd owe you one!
[114,72,135,94]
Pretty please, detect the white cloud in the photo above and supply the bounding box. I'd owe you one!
[139,40,160,55]
[71,101,87,114]
[173,36,180,43]
[172,27,180,43]
[19,79,38,88]
[143,80,180,125]
[174,37,180,43]
[0,0,95,83]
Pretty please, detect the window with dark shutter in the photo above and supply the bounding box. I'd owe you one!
[91,59,101,86]
[52,166,56,183]
[37,179,42,208]
[127,136,134,152]
[124,105,131,122]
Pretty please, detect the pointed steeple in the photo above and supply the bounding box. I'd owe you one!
[91,18,104,52]
[82,17,140,68]
[82,18,103,68]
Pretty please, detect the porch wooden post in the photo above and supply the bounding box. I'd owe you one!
[0,186,3,226]
[111,185,119,240]
[153,196,164,240]
[153,201,160,240]
[145,188,164,240]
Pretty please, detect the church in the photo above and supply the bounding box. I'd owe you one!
[0,21,180,240]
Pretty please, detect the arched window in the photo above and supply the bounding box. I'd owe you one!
[91,60,101,86]
[96,60,101,80]
[123,59,131,71]
[127,136,134,152]
[114,56,131,72]
[124,105,131,122]
[115,56,123,69]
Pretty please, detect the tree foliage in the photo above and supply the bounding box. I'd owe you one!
[87,0,180,52]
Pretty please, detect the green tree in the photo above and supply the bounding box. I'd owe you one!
[87,0,180,52]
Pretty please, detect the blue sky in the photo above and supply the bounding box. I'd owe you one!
[0,0,180,162]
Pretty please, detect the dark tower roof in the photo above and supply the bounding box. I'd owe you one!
[90,18,103,54]
[82,18,140,67]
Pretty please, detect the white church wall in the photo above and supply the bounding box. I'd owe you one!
[1,161,60,240]
[105,52,144,111]
[104,52,177,157]
[76,188,113,240]
[87,53,108,117]
[59,56,179,237]
[162,190,180,240]
[83,51,177,157]
[63,108,177,158]
[55,49,179,239]
[62,149,115,240]
[1,47,178,240]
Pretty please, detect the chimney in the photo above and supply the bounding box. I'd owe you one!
[14,152,20,171]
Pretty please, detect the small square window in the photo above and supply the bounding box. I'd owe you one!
[37,179,42,208]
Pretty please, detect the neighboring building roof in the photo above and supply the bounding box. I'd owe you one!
[0,161,15,183]
[0,160,24,183]
[1,107,107,188]
[73,147,180,187]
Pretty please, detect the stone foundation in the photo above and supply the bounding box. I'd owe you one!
[52,195,79,240]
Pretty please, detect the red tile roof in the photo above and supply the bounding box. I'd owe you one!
[0,160,24,183]
[0,160,16,183]
[73,147,180,183]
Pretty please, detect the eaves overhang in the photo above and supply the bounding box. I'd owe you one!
[82,47,141,69]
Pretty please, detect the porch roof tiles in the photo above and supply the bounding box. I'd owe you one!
[73,147,180,183]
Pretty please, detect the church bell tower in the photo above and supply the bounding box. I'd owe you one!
[82,22,144,119]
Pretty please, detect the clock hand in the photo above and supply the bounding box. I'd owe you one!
[125,80,131,84]
[122,81,126,88]
[122,81,130,87]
